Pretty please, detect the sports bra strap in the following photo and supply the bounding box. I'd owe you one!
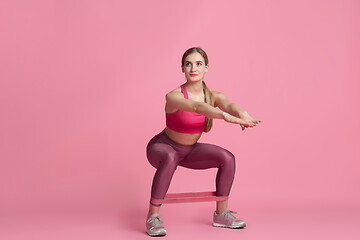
[180,84,188,99]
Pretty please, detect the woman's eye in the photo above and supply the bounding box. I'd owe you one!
[197,63,202,66]
[186,63,191,66]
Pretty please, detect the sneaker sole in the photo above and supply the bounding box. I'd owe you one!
[146,231,166,237]
[213,222,246,229]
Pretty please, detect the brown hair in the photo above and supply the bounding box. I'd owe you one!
[181,47,213,133]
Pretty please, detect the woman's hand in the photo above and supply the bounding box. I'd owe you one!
[222,112,261,131]
[239,112,261,131]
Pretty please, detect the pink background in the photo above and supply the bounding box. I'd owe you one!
[1,0,359,239]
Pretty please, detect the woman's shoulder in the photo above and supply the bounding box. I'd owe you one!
[207,87,223,97]
[165,86,183,113]
[208,87,228,105]
[166,86,182,98]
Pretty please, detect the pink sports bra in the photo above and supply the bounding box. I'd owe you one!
[166,84,206,133]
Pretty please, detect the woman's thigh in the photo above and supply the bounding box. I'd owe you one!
[146,142,179,169]
[179,142,235,170]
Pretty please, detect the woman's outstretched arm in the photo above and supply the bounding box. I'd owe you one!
[212,91,261,130]
[165,92,249,126]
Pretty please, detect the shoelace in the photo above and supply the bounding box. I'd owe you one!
[224,209,238,220]
[148,216,163,228]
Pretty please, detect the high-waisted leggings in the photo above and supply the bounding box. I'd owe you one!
[146,129,236,206]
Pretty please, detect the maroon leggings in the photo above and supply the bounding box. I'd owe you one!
[146,129,236,206]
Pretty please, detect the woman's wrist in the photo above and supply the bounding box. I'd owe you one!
[239,111,248,118]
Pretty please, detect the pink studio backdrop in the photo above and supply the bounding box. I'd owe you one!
[0,0,359,236]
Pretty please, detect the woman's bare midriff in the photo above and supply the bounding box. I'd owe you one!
[164,127,202,145]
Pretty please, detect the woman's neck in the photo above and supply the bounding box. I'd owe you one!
[185,80,203,95]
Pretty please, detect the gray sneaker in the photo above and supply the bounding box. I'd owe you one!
[213,208,246,229]
[146,213,167,237]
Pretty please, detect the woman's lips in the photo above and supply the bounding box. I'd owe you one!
[190,74,198,76]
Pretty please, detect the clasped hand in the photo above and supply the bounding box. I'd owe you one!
[223,112,261,131]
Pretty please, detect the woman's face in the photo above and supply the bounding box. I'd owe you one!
[182,52,208,82]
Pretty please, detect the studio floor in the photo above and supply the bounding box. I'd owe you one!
[1,203,359,240]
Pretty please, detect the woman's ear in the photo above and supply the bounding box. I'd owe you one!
[205,64,209,72]
[181,65,184,72]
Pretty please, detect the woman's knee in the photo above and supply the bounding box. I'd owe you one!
[159,151,179,170]
[219,149,235,168]
[147,143,178,169]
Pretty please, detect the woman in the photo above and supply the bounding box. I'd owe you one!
[145,47,261,237]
